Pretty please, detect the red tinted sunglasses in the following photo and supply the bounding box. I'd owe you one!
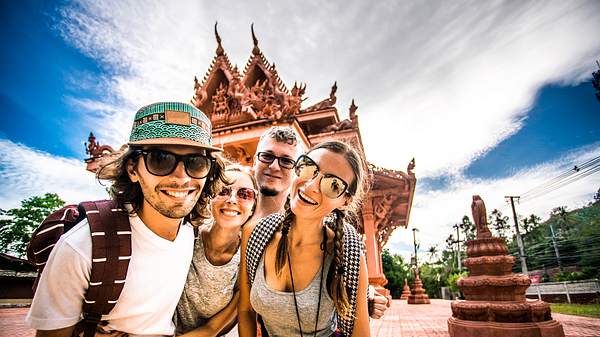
[216,186,257,203]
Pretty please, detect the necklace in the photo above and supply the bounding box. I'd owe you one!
[287,226,327,337]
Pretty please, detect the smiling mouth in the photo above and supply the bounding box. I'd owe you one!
[298,190,318,206]
[264,173,282,179]
[161,189,195,199]
[220,209,241,216]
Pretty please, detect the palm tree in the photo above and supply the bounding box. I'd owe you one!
[427,245,439,263]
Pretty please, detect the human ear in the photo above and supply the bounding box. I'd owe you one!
[127,159,139,182]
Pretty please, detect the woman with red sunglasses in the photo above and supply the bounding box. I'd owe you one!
[238,141,371,337]
[174,164,258,336]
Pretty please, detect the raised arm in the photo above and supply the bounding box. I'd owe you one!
[352,254,371,337]
[237,221,258,337]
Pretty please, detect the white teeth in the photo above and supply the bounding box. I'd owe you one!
[164,190,189,198]
[221,210,240,216]
[299,191,317,204]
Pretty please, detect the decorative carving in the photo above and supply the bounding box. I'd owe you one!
[281,82,306,117]
[472,195,492,239]
[215,22,224,56]
[251,23,260,55]
[407,158,415,175]
[319,98,359,133]
[85,132,115,159]
[211,82,230,119]
[84,132,127,178]
[374,193,394,231]
[304,81,337,112]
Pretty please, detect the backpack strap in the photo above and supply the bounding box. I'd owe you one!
[246,213,284,284]
[79,200,131,337]
[337,222,363,337]
[27,204,83,291]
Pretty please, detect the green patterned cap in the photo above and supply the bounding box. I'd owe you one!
[128,102,221,151]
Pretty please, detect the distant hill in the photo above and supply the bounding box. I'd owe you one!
[509,200,600,280]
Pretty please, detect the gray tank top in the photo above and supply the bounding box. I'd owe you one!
[174,229,240,335]
[250,253,336,337]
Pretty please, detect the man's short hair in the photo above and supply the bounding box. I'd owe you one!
[259,126,298,146]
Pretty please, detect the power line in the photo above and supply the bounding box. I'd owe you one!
[520,155,600,199]
[520,158,600,203]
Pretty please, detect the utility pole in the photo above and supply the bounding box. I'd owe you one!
[549,224,562,271]
[452,224,462,272]
[505,196,528,275]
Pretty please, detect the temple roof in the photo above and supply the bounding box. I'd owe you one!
[84,25,417,248]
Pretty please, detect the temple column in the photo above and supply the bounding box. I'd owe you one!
[362,199,389,297]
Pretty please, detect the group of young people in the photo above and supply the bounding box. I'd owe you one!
[25,102,388,337]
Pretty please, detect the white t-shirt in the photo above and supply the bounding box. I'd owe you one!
[26,213,195,336]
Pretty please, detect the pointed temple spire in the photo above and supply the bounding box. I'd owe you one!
[251,23,260,55]
[215,22,224,56]
[349,98,358,119]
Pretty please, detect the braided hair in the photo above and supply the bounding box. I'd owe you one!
[274,197,295,275]
[272,140,369,320]
[331,208,351,319]
[312,141,369,320]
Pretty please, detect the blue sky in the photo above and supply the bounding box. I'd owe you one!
[1,0,599,258]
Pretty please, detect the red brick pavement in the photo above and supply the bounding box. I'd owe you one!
[0,307,33,337]
[1,300,599,337]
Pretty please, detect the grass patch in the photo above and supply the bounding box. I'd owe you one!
[550,303,600,318]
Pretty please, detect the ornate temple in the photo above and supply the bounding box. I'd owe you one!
[85,24,417,295]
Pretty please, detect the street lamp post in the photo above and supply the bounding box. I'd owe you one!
[412,228,419,269]
[453,224,462,272]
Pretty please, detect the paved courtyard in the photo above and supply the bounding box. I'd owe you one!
[1,299,600,337]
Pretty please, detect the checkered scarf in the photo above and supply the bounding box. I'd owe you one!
[245,213,363,336]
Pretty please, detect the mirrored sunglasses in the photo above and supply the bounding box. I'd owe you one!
[216,186,257,203]
[135,149,213,179]
[294,155,349,199]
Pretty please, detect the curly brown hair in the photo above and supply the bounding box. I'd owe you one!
[97,146,229,222]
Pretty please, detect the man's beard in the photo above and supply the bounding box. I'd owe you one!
[260,187,280,197]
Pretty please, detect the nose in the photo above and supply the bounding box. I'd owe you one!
[225,190,239,204]
[171,161,192,181]
[268,159,281,170]
[304,173,321,193]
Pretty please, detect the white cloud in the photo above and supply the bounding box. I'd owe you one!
[0,139,108,210]
[3,1,599,260]
[387,143,600,260]
[55,0,600,177]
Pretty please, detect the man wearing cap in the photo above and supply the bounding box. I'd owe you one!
[250,126,390,319]
[26,102,227,336]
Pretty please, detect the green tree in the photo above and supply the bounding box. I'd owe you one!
[489,209,510,238]
[460,215,476,240]
[550,206,575,234]
[381,248,411,298]
[0,193,65,258]
[521,214,541,235]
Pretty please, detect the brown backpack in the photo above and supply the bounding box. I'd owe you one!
[27,200,131,337]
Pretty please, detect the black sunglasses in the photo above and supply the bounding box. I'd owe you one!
[134,149,213,179]
[294,155,349,199]
[256,152,296,169]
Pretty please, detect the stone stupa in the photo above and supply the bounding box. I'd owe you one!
[407,269,431,304]
[447,195,564,337]
[400,278,411,300]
